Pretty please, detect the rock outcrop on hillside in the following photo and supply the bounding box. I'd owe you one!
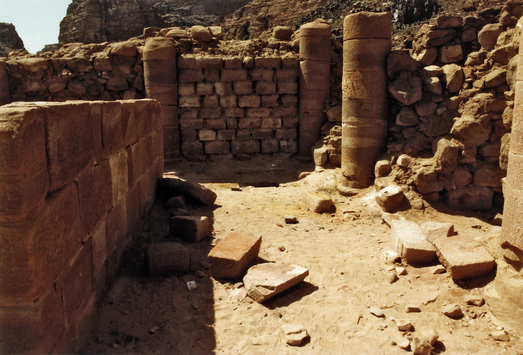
[0,23,25,57]
[58,0,252,44]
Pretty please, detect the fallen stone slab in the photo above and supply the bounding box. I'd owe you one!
[207,232,261,279]
[157,177,217,205]
[390,219,437,265]
[243,263,309,303]
[420,221,454,242]
[170,215,211,242]
[280,324,309,346]
[432,235,495,280]
[146,242,190,277]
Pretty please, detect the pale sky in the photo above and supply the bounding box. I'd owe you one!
[0,0,71,53]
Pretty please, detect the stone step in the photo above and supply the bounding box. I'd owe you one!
[208,232,261,279]
[243,263,309,303]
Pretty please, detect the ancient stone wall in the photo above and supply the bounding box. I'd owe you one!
[0,100,163,354]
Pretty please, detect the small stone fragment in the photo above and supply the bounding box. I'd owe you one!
[491,330,509,341]
[411,337,433,355]
[431,265,446,274]
[442,304,463,318]
[397,319,413,331]
[187,281,197,290]
[369,306,385,317]
[376,185,406,213]
[419,326,439,345]
[309,193,333,213]
[405,304,421,313]
[396,266,407,276]
[285,216,298,224]
[397,338,411,349]
[170,215,211,242]
[280,324,309,346]
[388,271,399,283]
[465,295,485,307]
[384,250,401,264]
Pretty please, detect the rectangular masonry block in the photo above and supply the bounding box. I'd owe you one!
[177,56,196,69]
[91,218,107,277]
[239,95,261,108]
[147,242,190,276]
[131,99,157,142]
[179,95,201,108]
[119,101,139,146]
[205,118,227,130]
[125,184,140,235]
[280,140,298,153]
[261,118,282,129]
[224,57,243,68]
[232,140,260,154]
[214,82,233,96]
[204,69,220,82]
[262,95,279,107]
[0,182,82,304]
[0,104,48,221]
[278,81,298,94]
[204,95,219,108]
[145,84,177,105]
[88,103,103,164]
[255,57,281,68]
[236,129,251,140]
[276,128,297,140]
[180,118,204,130]
[432,235,496,280]
[101,101,124,158]
[200,107,222,119]
[262,139,280,153]
[281,95,298,107]
[256,81,277,94]
[42,102,95,192]
[225,107,244,118]
[283,117,299,128]
[238,118,261,129]
[106,199,127,254]
[251,68,274,81]
[160,104,178,128]
[205,140,231,154]
[199,129,217,141]
[233,81,253,95]
[182,141,204,155]
[178,69,204,82]
[197,82,214,95]
[109,149,129,205]
[246,107,272,118]
[220,95,237,107]
[276,68,299,81]
[390,219,437,265]
[0,286,64,354]
[252,129,274,140]
[282,56,299,68]
[77,159,113,234]
[179,83,196,96]
[163,127,180,155]
[170,215,211,242]
[196,57,223,69]
[273,106,298,117]
[129,136,153,185]
[217,129,236,140]
[180,108,198,120]
[226,117,238,129]
[181,129,198,142]
[143,60,177,86]
[221,69,248,81]
[208,232,261,279]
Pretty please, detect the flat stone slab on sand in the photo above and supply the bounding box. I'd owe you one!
[432,235,495,280]
[243,263,309,303]
[390,219,436,265]
[208,232,261,279]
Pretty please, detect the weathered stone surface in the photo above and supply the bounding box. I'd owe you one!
[390,219,436,264]
[376,185,405,212]
[0,23,25,57]
[411,337,433,355]
[442,304,464,318]
[473,164,505,187]
[147,242,190,276]
[243,263,309,303]
[313,146,328,166]
[445,187,493,210]
[478,23,504,51]
[415,168,444,194]
[374,160,391,178]
[169,215,211,242]
[157,177,217,205]
[420,222,454,242]
[388,70,423,105]
[273,26,292,40]
[484,68,507,88]
[309,192,333,213]
[208,232,261,279]
[451,115,492,147]
[396,106,419,126]
[280,324,309,346]
[442,64,464,94]
[432,235,495,280]
[387,50,418,79]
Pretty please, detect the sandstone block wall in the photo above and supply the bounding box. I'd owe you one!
[177,54,300,159]
[0,99,162,354]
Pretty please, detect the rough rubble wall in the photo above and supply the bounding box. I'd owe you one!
[0,100,163,354]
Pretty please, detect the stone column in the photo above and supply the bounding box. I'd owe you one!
[484,41,523,333]
[143,37,179,161]
[0,59,11,105]
[339,12,391,193]
[298,20,331,159]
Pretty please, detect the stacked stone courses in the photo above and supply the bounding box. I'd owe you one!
[177,55,299,158]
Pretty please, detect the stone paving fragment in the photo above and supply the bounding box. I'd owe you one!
[146,242,190,276]
[280,324,309,346]
[208,232,261,279]
[432,235,495,279]
[420,221,454,242]
[243,263,309,303]
[390,219,437,265]
[170,215,211,242]
[369,306,384,317]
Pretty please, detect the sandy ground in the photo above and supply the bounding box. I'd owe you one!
[81,157,523,354]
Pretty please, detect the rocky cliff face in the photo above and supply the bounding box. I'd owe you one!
[59,0,252,44]
[0,23,25,57]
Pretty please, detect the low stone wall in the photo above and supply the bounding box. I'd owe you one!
[177,54,300,159]
[0,99,163,354]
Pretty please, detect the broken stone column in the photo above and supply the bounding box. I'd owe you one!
[143,37,178,160]
[297,20,331,159]
[0,59,11,105]
[339,12,391,192]
[485,38,523,333]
